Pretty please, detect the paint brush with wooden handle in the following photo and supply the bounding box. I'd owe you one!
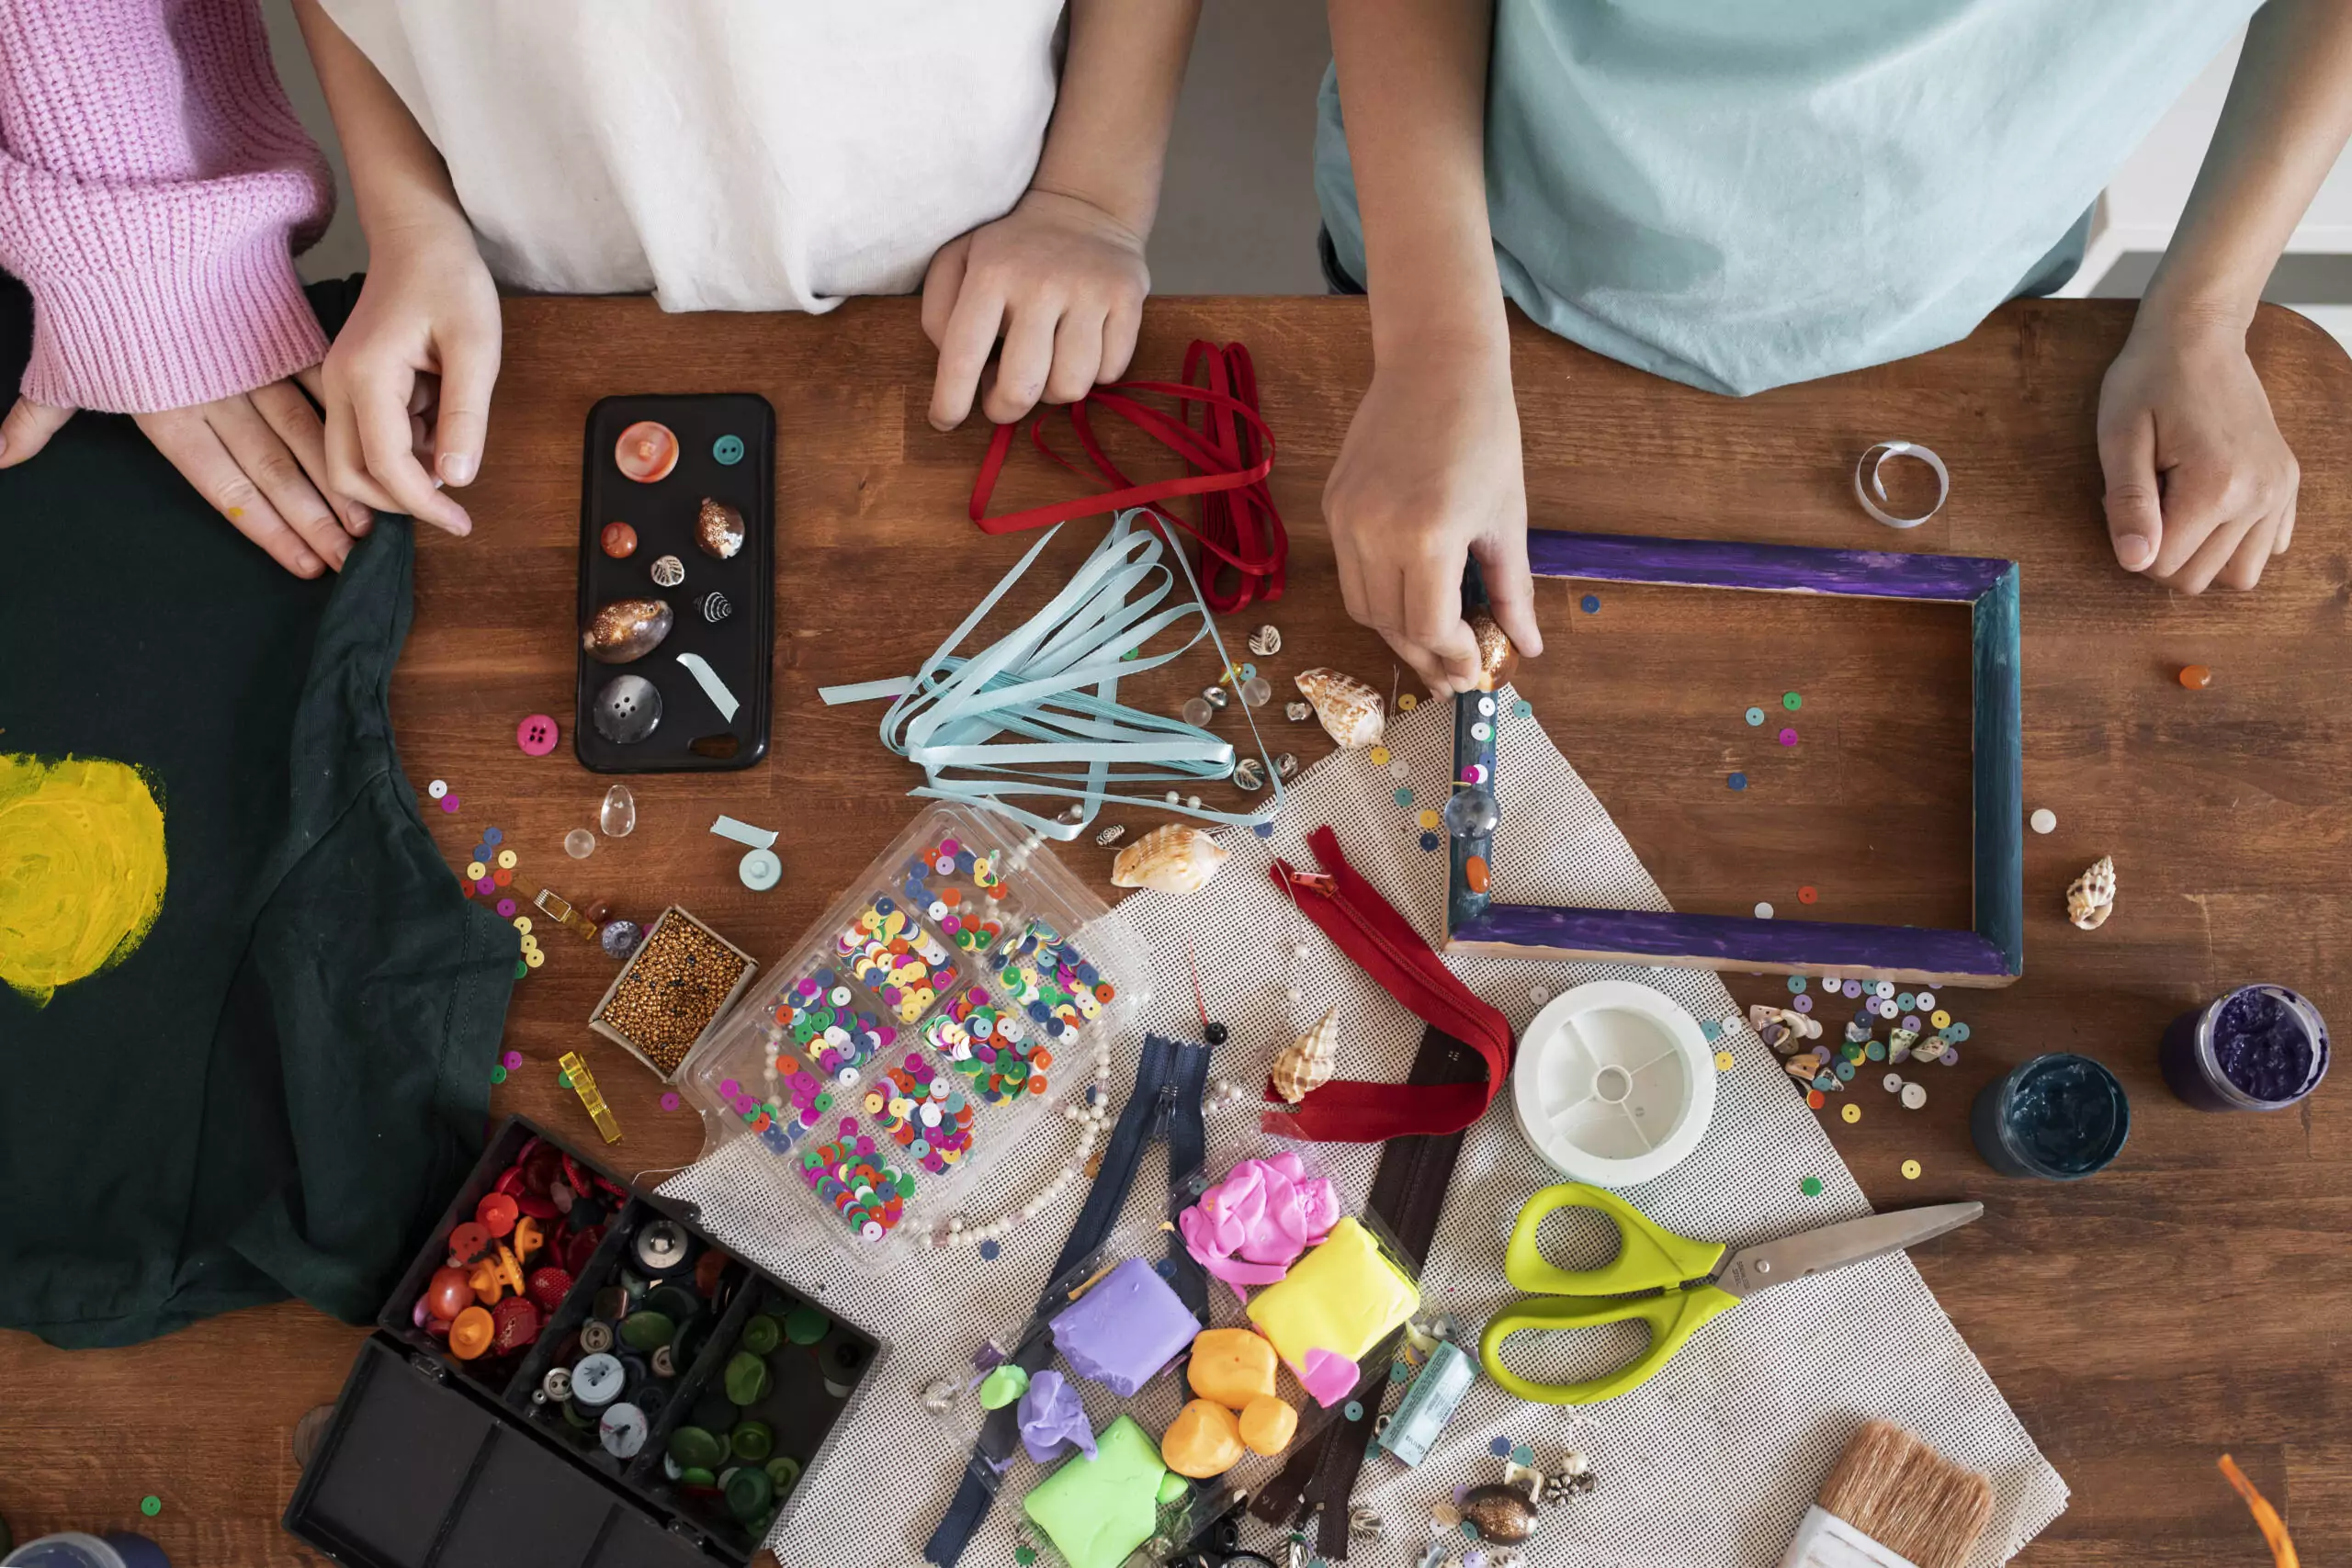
[1781,1421,1995,1568]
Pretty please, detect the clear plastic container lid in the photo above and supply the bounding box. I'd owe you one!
[678,805,1148,1272]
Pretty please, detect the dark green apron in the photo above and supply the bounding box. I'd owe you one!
[0,275,514,1348]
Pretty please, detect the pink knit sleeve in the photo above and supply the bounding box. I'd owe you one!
[0,0,335,413]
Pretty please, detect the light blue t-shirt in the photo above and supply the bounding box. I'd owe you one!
[1316,1,2257,396]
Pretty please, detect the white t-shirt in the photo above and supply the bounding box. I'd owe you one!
[322,1,1066,311]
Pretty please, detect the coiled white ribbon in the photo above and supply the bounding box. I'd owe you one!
[819,508,1280,839]
[1852,440,1950,529]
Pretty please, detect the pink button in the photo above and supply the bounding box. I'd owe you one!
[516,715,560,756]
[1778,728,1798,746]
[441,795,461,813]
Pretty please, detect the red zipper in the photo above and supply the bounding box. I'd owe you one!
[1264,829,1515,1143]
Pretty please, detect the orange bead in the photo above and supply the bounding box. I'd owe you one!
[1465,855,1490,894]
[2178,664,2213,690]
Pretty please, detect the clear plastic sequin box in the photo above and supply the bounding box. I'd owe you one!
[678,806,1148,1271]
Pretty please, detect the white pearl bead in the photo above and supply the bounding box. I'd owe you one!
[1287,987,1304,1003]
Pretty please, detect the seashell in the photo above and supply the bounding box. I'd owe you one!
[1285,700,1312,723]
[700,591,731,624]
[1784,1054,1823,1082]
[1886,1026,1918,1066]
[649,555,685,588]
[1747,1005,1819,1050]
[1248,625,1282,657]
[1111,823,1228,895]
[1094,824,1126,847]
[1461,1483,1538,1544]
[582,598,674,663]
[695,497,745,559]
[1467,611,1521,693]
[2067,855,2116,931]
[1274,751,1299,781]
[1232,759,1267,793]
[1272,1008,1339,1102]
[1294,668,1385,750]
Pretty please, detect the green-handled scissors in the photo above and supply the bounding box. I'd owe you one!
[1478,1183,1984,1404]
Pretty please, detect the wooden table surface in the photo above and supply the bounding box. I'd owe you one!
[4,297,2347,1566]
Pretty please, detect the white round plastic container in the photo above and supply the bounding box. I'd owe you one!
[1510,980,1715,1187]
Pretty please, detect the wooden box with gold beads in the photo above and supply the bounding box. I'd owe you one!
[590,906,760,1081]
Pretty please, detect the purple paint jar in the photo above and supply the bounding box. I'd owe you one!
[2159,984,2330,1112]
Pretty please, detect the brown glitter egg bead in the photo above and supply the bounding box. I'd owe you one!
[582,598,675,664]
[695,497,746,560]
[600,521,639,558]
[1467,611,1521,692]
[1461,1483,1538,1544]
[2178,664,2212,690]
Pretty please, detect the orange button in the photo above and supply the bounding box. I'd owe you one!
[449,1305,494,1359]
[475,1192,519,1236]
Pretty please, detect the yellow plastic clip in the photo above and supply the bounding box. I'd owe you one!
[560,1051,622,1144]
[536,887,605,945]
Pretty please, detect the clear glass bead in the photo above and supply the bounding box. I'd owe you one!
[1442,784,1500,838]
[564,827,597,859]
[1239,676,1273,707]
[600,784,636,837]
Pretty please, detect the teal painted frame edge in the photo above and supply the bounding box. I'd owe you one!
[1445,531,2025,988]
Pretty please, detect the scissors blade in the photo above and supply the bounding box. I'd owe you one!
[1711,1201,1983,1300]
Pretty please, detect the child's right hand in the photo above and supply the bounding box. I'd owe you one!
[319,217,501,536]
[1324,341,1545,696]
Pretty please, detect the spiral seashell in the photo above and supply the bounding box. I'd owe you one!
[1110,823,1228,895]
[1294,668,1385,750]
[1271,1008,1339,1102]
[2066,855,2116,931]
[700,591,732,624]
[1467,611,1521,693]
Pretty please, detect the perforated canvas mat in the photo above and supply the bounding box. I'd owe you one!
[666,687,2067,1567]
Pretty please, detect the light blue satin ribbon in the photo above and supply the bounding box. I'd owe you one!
[819,508,1283,839]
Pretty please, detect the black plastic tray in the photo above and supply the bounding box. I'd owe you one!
[283,1117,882,1566]
[573,394,775,773]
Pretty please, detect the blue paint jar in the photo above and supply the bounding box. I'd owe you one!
[1970,1053,2129,1179]
[2158,984,2330,1112]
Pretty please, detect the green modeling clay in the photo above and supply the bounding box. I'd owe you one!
[1022,1415,1167,1568]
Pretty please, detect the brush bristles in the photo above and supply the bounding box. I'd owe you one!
[1816,1421,1996,1568]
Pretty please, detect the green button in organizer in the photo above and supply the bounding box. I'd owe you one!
[765,1454,803,1493]
[619,1310,675,1352]
[679,1466,717,1488]
[740,1314,783,1356]
[668,1426,726,1470]
[784,1303,831,1345]
[731,1419,775,1461]
[725,1350,774,1405]
[725,1465,774,1523]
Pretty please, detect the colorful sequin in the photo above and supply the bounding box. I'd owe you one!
[770,967,896,1078]
[864,1053,976,1173]
[899,836,1009,953]
[924,984,1047,1104]
[799,1117,914,1243]
[835,896,956,1022]
[989,919,1114,1071]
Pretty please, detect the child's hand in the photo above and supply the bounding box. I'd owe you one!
[922,189,1149,431]
[2098,310,2297,593]
[2,371,371,578]
[319,217,501,536]
[1324,341,1544,696]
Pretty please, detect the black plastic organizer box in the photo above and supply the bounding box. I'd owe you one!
[284,1117,882,1567]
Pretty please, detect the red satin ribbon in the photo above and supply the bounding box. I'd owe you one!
[968,340,1286,612]
[1261,827,1517,1142]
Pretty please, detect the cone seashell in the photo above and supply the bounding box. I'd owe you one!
[1272,1008,1340,1103]
[1785,1053,1824,1082]
[1747,1005,1820,1052]
[2067,855,2116,931]
[1887,1025,1918,1065]
[1294,668,1385,750]
[1111,824,1228,896]
[1467,612,1521,693]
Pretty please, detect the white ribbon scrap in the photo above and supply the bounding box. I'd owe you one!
[1852,440,1950,530]
[819,508,1282,839]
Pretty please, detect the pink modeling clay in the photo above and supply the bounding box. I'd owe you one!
[1299,1348,1362,1407]
[1179,1153,1340,1292]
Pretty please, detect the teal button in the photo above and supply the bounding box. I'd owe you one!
[713,434,745,465]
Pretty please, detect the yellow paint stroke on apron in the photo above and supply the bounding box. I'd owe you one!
[0,753,168,1009]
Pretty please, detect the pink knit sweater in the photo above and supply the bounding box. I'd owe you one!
[0,0,334,413]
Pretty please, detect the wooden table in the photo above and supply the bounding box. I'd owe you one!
[3,298,2346,1566]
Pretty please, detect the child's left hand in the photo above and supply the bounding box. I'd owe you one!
[2097,310,2298,593]
[922,188,1149,431]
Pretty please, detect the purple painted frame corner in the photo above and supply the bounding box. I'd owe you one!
[1444,530,2024,988]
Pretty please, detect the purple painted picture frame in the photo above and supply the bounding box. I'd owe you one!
[1445,530,2024,988]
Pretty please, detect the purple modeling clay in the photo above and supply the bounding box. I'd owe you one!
[1049,1257,1199,1396]
[1017,1370,1096,1464]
